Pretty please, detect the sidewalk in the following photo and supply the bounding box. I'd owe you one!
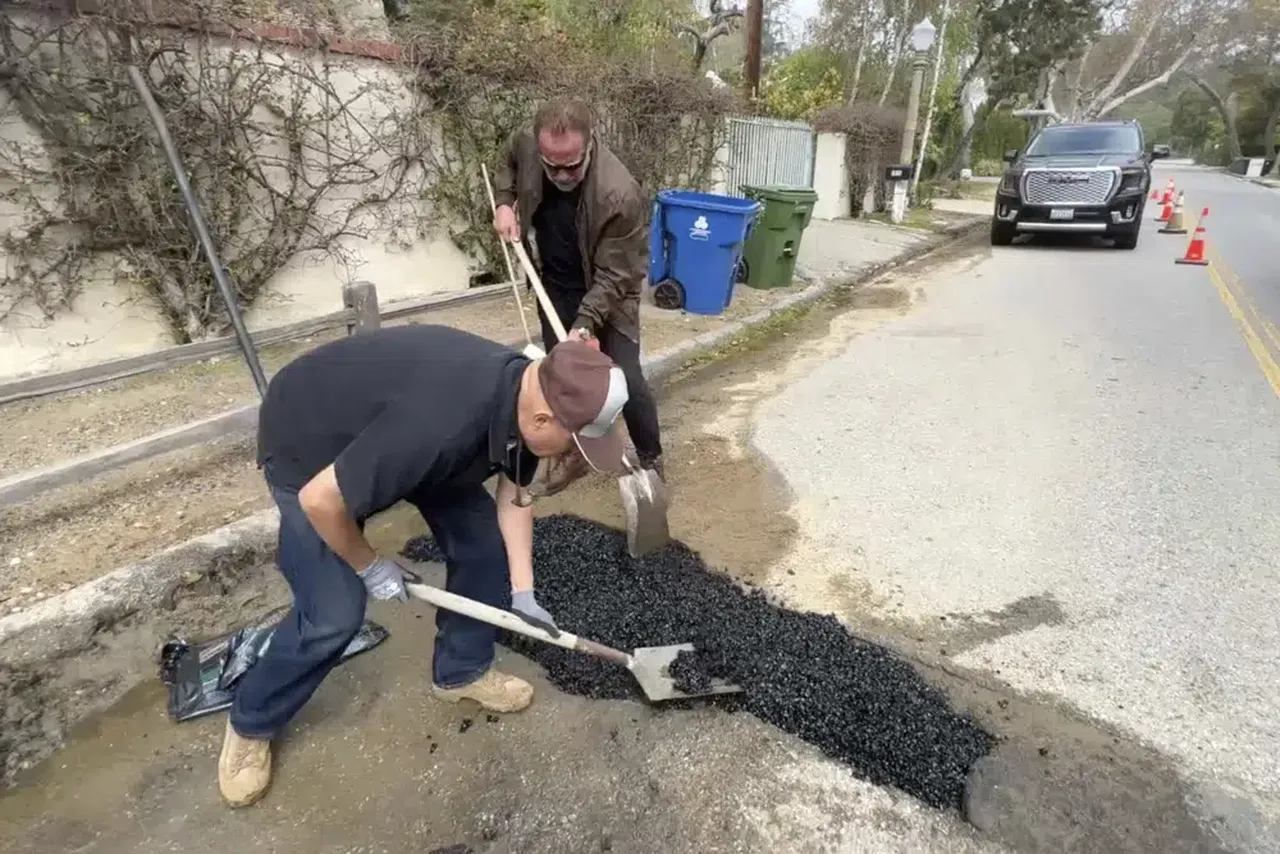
[0,217,948,611]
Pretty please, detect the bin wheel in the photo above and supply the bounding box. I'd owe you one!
[735,258,749,284]
[653,278,685,311]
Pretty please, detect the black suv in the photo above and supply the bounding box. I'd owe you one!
[991,120,1170,249]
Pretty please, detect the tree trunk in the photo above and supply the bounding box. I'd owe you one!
[1039,67,1060,115]
[848,19,868,103]
[952,77,985,175]
[1064,44,1092,121]
[878,0,912,106]
[1193,76,1244,162]
[1264,97,1280,158]
[947,107,985,179]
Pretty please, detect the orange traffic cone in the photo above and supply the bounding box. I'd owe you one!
[1176,208,1210,266]
[1156,197,1173,222]
[1159,192,1187,234]
[1159,178,1175,205]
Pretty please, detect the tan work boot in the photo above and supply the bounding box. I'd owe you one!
[217,720,272,808]
[432,669,534,713]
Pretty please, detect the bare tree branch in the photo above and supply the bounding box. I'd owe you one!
[1094,41,1197,116]
[1080,3,1164,118]
[674,5,744,70]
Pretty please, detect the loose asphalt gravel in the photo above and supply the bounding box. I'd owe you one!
[402,513,995,811]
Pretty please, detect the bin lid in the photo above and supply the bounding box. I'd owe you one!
[740,184,819,202]
[657,189,762,214]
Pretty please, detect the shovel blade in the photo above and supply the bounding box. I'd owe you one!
[619,468,669,558]
[630,643,742,702]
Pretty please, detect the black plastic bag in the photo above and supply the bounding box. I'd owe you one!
[159,607,390,723]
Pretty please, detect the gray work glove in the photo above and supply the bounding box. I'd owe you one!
[359,557,415,603]
[511,589,559,637]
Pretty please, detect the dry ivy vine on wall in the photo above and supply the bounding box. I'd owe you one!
[0,0,737,341]
[0,4,422,342]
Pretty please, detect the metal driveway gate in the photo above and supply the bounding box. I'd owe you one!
[723,116,816,195]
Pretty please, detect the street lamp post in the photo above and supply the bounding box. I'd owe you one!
[891,17,937,223]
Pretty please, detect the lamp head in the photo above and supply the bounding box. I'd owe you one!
[911,17,937,53]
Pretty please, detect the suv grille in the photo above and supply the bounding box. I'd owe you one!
[1022,169,1118,205]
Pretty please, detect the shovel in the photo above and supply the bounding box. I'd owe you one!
[479,165,669,557]
[403,580,741,702]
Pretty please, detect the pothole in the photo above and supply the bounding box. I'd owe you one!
[402,514,996,811]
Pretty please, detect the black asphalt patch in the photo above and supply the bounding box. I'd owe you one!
[402,514,994,810]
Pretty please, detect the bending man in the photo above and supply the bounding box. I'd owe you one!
[493,98,665,483]
[219,325,631,807]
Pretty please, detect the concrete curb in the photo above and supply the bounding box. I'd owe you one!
[0,215,983,785]
[0,508,286,784]
[0,510,280,665]
[1219,167,1280,190]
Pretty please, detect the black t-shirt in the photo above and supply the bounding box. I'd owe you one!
[532,176,586,291]
[256,324,540,521]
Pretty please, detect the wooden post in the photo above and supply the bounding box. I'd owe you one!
[343,282,380,335]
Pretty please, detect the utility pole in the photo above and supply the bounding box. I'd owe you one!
[744,0,764,101]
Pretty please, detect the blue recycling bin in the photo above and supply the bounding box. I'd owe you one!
[648,190,762,316]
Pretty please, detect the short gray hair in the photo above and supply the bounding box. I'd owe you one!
[534,99,594,139]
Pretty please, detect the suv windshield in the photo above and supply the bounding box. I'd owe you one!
[1025,125,1141,156]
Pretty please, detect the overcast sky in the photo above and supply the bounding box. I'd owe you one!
[785,0,819,44]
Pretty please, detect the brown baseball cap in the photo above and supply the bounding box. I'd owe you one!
[538,340,630,474]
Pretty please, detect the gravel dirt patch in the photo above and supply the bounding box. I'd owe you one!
[403,514,996,810]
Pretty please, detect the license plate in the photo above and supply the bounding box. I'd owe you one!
[1049,208,1074,221]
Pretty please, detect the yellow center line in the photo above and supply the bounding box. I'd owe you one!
[1175,202,1280,399]
[1205,263,1280,399]
[1205,243,1280,355]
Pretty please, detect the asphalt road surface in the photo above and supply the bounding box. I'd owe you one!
[753,164,1280,852]
[3,170,1278,854]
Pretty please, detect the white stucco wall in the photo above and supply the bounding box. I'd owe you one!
[0,15,472,382]
[812,133,850,220]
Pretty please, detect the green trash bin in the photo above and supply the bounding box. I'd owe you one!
[738,185,819,289]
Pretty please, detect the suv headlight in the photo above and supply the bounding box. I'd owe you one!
[1118,170,1145,193]
[999,171,1020,193]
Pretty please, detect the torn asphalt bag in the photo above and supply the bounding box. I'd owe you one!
[158,607,390,723]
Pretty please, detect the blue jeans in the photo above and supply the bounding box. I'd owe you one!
[230,472,510,739]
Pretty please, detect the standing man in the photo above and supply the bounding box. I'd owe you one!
[218,324,631,808]
[492,98,665,484]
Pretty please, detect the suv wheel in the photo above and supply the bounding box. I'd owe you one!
[991,218,1016,246]
[1112,228,1140,250]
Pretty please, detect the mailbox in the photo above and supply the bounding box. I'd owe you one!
[883,164,915,181]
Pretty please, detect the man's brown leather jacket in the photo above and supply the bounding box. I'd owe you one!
[492,130,647,342]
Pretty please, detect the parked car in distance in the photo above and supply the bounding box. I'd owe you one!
[991,120,1171,250]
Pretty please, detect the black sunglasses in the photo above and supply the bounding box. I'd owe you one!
[540,144,591,176]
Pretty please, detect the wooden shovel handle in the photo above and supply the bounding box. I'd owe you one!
[404,582,634,668]
[404,582,578,651]
[573,637,634,668]
[510,240,570,344]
